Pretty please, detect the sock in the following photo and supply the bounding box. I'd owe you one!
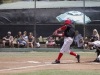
[57,53,63,61]
[70,51,77,56]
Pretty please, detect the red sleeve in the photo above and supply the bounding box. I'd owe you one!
[62,33,64,37]
[60,25,67,30]
[56,33,64,37]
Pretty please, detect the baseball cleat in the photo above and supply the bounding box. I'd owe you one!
[93,58,99,62]
[76,54,80,63]
[52,60,60,64]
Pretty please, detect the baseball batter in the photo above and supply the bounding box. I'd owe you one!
[52,19,80,64]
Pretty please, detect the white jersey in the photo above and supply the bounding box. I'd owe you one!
[92,41,100,47]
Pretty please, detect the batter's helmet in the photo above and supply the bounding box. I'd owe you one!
[64,19,72,25]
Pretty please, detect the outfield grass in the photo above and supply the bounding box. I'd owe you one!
[8,69,100,75]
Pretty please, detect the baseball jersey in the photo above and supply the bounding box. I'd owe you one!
[64,24,75,38]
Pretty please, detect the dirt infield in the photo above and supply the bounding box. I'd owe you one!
[0,52,100,75]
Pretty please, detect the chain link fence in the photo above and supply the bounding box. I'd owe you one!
[0,0,100,48]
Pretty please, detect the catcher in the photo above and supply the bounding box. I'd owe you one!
[52,19,80,64]
[87,40,100,62]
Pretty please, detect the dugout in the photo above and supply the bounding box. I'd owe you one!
[0,1,100,39]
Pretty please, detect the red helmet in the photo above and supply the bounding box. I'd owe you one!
[64,19,72,25]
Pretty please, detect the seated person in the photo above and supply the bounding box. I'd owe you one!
[46,37,55,47]
[83,37,89,49]
[35,38,40,48]
[22,31,28,42]
[88,35,98,50]
[90,35,98,42]
[90,29,99,42]
[2,31,13,48]
[14,31,27,48]
[78,38,84,48]
[27,32,34,48]
[74,30,83,48]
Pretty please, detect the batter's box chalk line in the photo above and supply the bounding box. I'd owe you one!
[27,61,41,64]
[87,62,100,64]
[27,61,54,64]
[0,63,58,72]
[0,61,41,64]
[62,60,78,63]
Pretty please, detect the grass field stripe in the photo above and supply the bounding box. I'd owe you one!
[0,64,57,72]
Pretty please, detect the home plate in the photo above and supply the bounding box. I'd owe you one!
[27,61,41,64]
[88,62,100,64]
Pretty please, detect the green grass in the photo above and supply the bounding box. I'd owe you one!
[0,52,96,57]
[0,52,96,58]
[0,52,58,57]
[8,69,100,75]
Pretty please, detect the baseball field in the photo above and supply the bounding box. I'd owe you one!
[0,48,100,75]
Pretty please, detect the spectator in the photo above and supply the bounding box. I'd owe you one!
[84,37,89,49]
[15,31,27,48]
[74,30,83,48]
[46,36,55,47]
[2,31,13,48]
[78,38,84,48]
[27,32,35,48]
[90,29,99,42]
[22,31,28,42]
[35,38,40,48]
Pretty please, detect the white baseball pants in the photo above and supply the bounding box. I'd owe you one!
[60,37,73,54]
